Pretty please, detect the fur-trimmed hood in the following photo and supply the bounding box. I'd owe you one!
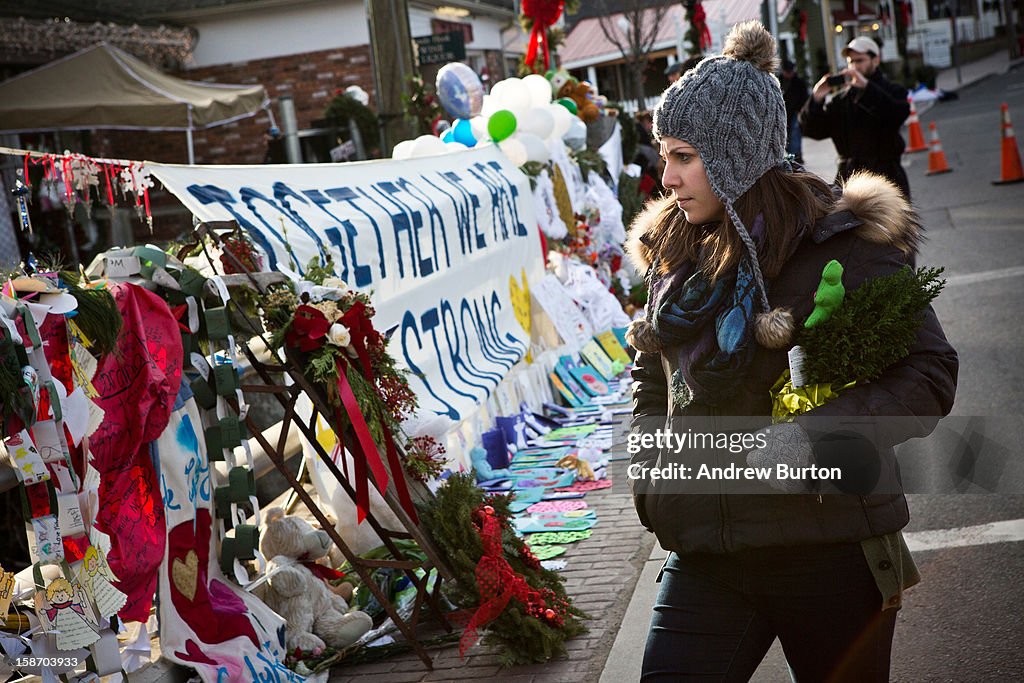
[625,171,921,274]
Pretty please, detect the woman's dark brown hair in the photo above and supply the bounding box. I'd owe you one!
[647,168,833,281]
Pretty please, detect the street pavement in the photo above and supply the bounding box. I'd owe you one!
[602,61,1024,683]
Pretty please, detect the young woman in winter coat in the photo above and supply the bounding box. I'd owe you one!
[626,22,958,682]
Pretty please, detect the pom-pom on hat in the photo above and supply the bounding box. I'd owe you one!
[652,21,794,349]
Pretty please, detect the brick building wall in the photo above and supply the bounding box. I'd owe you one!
[93,43,377,167]
[80,44,377,242]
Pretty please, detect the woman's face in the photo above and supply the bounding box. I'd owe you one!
[660,137,725,226]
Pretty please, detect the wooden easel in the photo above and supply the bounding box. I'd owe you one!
[196,221,455,670]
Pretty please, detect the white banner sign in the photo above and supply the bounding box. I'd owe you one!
[149,146,542,421]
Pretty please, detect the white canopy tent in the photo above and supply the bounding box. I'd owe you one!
[0,43,270,164]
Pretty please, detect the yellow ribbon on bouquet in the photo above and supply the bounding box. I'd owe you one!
[770,370,857,423]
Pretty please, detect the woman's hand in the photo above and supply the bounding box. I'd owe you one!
[746,423,813,493]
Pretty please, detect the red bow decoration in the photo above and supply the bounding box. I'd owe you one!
[301,561,347,582]
[285,305,331,352]
[459,505,567,657]
[693,2,712,51]
[522,0,564,73]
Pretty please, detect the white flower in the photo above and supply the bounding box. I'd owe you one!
[321,277,349,293]
[326,323,352,348]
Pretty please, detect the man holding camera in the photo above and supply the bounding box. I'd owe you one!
[799,37,911,198]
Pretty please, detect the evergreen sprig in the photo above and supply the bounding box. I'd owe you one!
[420,474,587,667]
[799,266,945,386]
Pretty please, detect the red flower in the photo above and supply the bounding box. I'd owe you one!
[285,305,331,352]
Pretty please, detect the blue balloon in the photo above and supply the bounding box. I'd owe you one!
[436,63,484,120]
[442,129,455,143]
[452,119,477,147]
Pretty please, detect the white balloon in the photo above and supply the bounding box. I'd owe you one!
[489,80,507,101]
[519,107,555,140]
[444,141,469,153]
[548,102,574,139]
[563,117,587,152]
[497,78,531,116]
[411,134,448,157]
[523,73,553,108]
[518,132,550,164]
[469,115,489,141]
[480,94,498,119]
[391,139,415,160]
[498,136,529,167]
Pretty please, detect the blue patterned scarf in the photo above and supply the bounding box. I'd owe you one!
[652,215,766,408]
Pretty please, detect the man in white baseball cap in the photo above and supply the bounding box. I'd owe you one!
[799,34,912,197]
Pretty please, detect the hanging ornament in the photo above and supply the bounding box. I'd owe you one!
[11,169,33,234]
[59,153,78,220]
[68,154,100,219]
[120,162,155,231]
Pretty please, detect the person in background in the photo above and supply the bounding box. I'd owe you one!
[780,59,808,164]
[633,111,661,196]
[798,36,911,197]
[665,55,703,85]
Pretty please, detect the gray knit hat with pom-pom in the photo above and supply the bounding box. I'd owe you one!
[652,21,794,350]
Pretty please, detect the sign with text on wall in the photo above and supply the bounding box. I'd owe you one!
[149,146,542,422]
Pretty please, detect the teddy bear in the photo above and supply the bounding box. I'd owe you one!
[259,507,373,652]
[557,80,601,122]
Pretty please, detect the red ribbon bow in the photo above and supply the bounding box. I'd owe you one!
[693,3,712,51]
[522,0,564,72]
[285,305,332,352]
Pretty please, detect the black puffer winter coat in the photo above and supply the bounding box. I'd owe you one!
[626,172,958,554]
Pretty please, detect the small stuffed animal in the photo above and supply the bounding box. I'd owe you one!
[558,80,600,122]
[804,259,845,328]
[259,507,373,652]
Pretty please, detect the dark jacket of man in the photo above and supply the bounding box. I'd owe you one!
[625,173,957,554]
[799,70,911,197]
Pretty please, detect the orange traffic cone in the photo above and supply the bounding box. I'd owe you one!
[905,97,927,153]
[925,122,952,175]
[993,103,1024,185]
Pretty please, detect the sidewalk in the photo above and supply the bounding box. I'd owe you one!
[935,48,1023,93]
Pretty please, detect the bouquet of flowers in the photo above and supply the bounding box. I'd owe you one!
[771,263,946,422]
[262,259,446,518]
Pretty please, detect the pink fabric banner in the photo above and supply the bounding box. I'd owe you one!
[90,283,182,622]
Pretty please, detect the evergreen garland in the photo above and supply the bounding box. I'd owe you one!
[799,266,945,386]
[571,148,607,182]
[618,170,643,230]
[420,474,587,667]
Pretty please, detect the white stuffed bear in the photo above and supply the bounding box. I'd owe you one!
[259,507,373,652]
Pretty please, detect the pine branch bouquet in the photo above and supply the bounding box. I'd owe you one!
[771,265,946,422]
[421,473,587,666]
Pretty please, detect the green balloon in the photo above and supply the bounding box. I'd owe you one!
[488,109,517,142]
[557,98,578,115]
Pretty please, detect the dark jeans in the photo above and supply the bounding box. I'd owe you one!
[642,542,897,682]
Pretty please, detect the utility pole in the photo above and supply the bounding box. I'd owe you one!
[763,0,779,46]
[820,0,838,73]
[366,0,416,156]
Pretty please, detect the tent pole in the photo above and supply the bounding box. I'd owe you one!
[187,105,195,165]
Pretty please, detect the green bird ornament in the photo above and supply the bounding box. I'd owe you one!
[804,259,845,328]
